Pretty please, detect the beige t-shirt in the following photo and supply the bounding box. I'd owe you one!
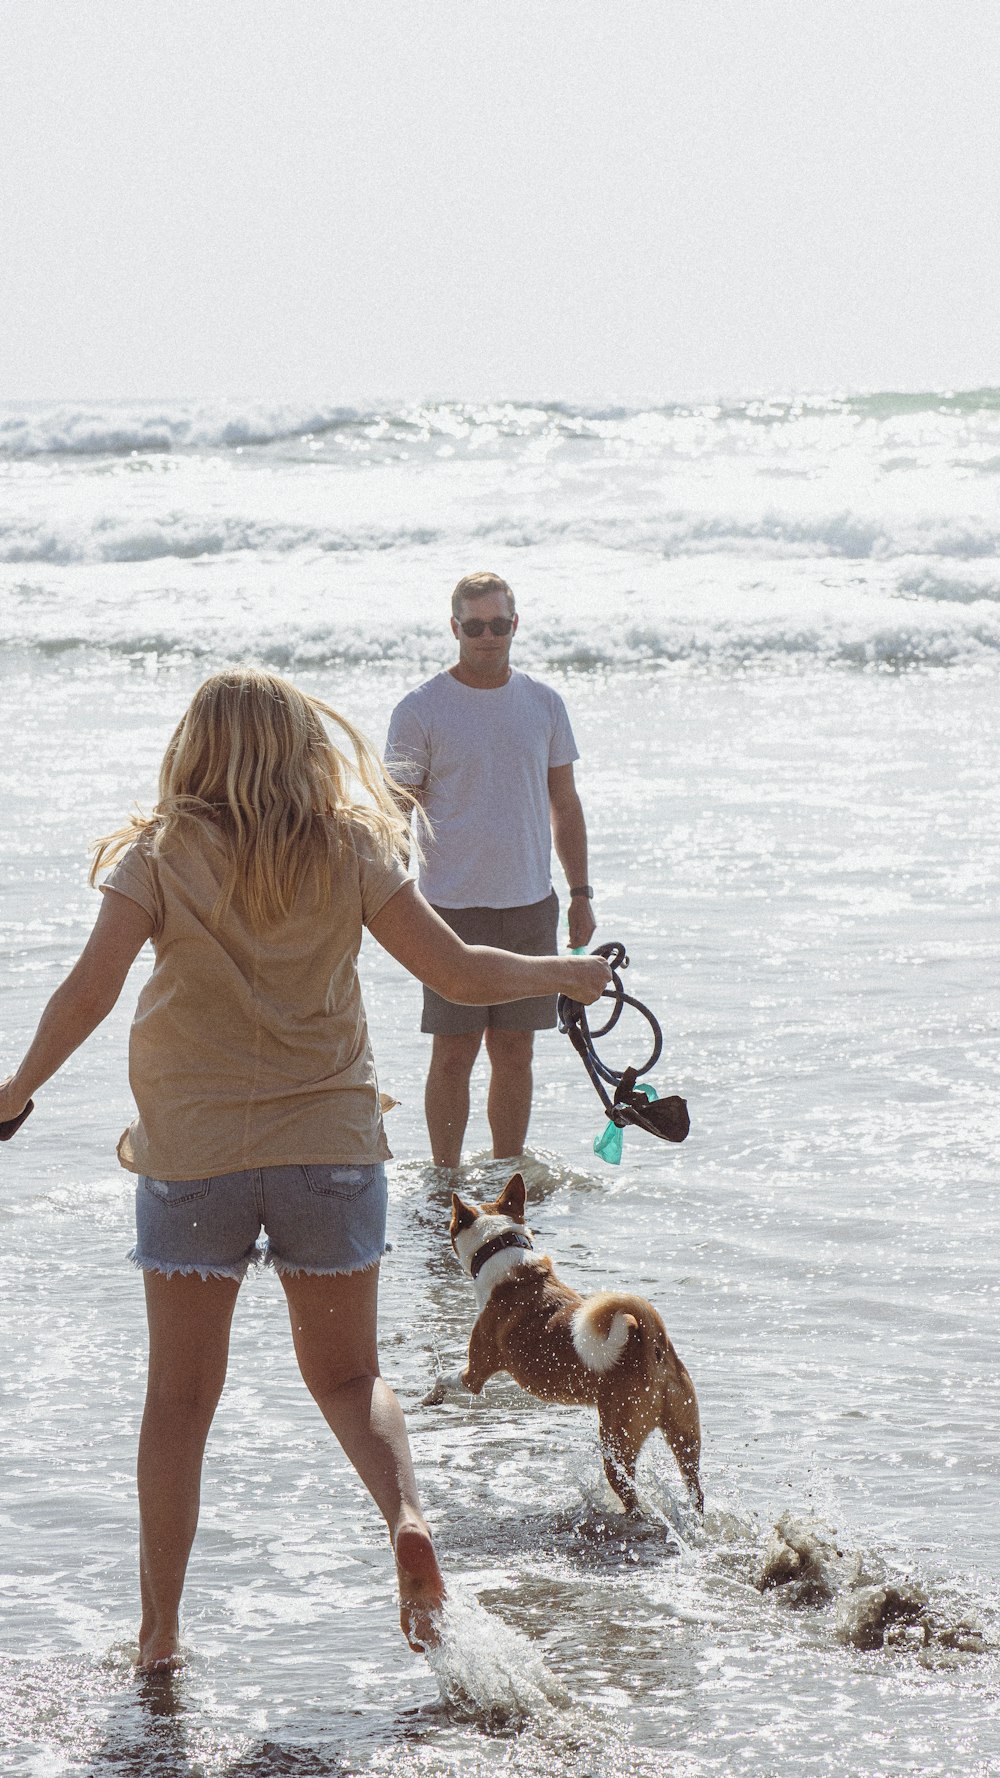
[102,818,408,1180]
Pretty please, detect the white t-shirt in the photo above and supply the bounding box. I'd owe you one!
[385,669,579,908]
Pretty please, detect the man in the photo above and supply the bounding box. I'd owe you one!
[385,572,596,1167]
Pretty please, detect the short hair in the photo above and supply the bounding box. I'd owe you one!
[451,572,515,618]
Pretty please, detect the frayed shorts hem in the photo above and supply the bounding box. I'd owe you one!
[128,1246,254,1282]
[267,1247,384,1279]
[128,1243,387,1283]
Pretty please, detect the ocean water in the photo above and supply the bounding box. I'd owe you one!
[1,393,998,1777]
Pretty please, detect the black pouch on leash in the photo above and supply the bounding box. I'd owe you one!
[613,1067,690,1143]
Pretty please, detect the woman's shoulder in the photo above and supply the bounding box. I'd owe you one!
[100,823,160,881]
[149,815,228,866]
[326,812,409,905]
[328,811,401,869]
[98,827,164,922]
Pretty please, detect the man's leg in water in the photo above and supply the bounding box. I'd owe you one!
[425,1029,483,1167]
[280,1263,445,1650]
[484,1026,535,1159]
[137,1270,240,1671]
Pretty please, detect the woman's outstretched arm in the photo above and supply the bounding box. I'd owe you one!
[0,889,154,1125]
[368,881,611,1005]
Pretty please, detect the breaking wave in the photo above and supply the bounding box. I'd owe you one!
[4,387,1000,674]
[4,507,1000,569]
[0,402,362,458]
[0,514,445,566]
[4,387,1000,459]
[6,607,1000,674]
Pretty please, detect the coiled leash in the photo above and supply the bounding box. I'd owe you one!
[558,942,689,1165]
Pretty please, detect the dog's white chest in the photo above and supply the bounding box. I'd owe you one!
[471,1244,534,1311]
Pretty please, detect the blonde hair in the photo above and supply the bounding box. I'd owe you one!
[91,668,421,928]
[451,571,515,617]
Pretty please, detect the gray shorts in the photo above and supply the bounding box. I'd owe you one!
[422,891,560,1036]
[131,1162,388,1282]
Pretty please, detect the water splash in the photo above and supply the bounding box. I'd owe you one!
[423,1592,571,1730]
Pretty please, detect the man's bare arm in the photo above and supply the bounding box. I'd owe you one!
[387,778,425,867]
[548,763,596,949]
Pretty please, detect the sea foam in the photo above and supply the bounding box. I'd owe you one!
[3,391,1000,674]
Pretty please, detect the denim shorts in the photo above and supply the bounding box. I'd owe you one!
[132,1163,388,1282]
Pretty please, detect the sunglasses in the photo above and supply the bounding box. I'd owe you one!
[457,616,515,637]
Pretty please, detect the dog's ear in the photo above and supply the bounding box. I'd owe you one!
[497,1172,527,1222]
[450,1193,478,1239]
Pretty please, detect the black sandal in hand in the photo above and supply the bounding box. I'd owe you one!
[0,1099,34,1141]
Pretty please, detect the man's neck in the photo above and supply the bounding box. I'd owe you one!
[449,661,514,690]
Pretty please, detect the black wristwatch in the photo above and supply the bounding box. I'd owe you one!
[569,885,594,899]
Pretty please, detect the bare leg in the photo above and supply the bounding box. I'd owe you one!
[137,1271,240,1671]
[424,1030,482,1167]
[280,1264,445,1650]
[484,1027,534,1159]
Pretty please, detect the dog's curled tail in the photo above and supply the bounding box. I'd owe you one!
[571,1293,642,1374]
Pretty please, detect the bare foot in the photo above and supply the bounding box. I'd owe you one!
[394,1519,445,1652]
[136,1627,183,1675]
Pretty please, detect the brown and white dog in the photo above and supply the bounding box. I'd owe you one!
[426,1172,703,1513]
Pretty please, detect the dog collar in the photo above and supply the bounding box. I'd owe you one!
[469,1229,533,1279]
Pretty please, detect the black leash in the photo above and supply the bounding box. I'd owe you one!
[557,943,689,1144]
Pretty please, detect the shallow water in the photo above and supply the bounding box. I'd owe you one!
[2,396,999,1774]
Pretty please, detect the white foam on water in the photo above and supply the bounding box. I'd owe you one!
[3,387,1000,458]
[0,399,363,457]
[3,391,1000,671]
[424,1592,571,1727]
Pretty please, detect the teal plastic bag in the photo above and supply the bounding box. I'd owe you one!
[593,1082,658,1165]
[593,1120,624,1164]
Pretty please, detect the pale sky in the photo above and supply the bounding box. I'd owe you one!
[2,0,999,403]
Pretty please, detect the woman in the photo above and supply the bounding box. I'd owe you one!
[0,669,610,1672]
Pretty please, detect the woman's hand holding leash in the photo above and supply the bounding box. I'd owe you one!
[558,941,690,1158]
[560,953,613,1004]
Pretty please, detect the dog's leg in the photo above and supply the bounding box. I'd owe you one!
[422,1368,471,1406]
[660,1361,703,1512]
[597,1384,647,1513]
[460,1318,504,1396]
